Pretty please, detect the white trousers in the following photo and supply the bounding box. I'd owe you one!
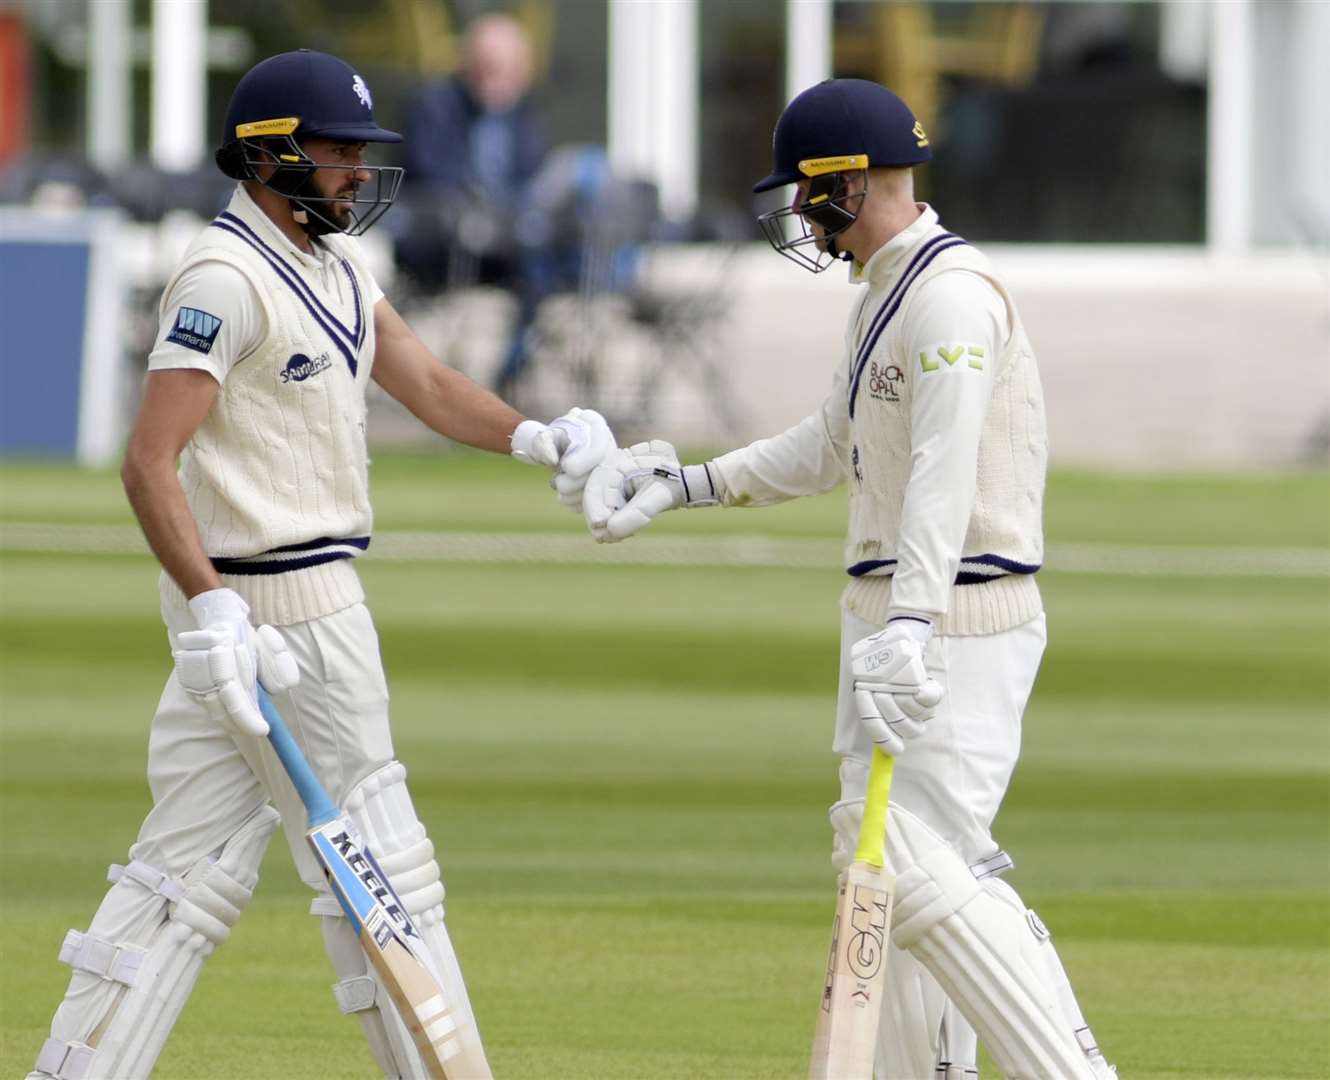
[834,609,1047,1078]
[143,599,396,887]
[834,608,1046,863]
[30,600,428,1080]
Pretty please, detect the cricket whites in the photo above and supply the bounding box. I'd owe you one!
[258,687,493,1080]
[808,746,895,1079]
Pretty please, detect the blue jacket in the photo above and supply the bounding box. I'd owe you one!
[401,75,547,202]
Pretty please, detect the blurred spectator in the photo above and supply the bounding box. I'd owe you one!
[394,13,551,397]
[402,13,547,213]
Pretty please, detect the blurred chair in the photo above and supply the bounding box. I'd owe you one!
[622,243,746,438]
[513,145,653,406]
[518,146,743,436]
[0,153,115,210]
[281,0,457,75]
[836,1,1045,129]
[106,163,233,223]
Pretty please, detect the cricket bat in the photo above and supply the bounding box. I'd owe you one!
[808,746,895,1080]
[257,687,492,1080]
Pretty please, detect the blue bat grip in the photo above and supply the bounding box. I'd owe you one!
[258,686,339,830]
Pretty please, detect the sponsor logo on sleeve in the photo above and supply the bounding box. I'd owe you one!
[918,343,985,374]
[165,307,223,354]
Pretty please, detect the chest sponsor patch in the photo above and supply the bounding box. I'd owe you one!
[165,307,223,354]
[867,360,904,403]
[280,351,333,383]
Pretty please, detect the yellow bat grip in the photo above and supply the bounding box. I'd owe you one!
[854,747,894,868]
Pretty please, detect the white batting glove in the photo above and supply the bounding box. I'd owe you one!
[510,407,616,510]
[175,589,299,737]
[583,441,723,542]
[828,796,865,873]
[850,617,944,755]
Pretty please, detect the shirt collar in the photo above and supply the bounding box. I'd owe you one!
[226,184,330,271]
[852,203,940,286]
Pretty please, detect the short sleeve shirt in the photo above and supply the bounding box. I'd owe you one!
[147,229,385,383]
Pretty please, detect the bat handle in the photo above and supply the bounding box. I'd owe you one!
[258,686,339,830]
[854,746,894,869]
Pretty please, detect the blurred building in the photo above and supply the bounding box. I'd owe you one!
[7,0,1327,248]
[1,0,1327,467]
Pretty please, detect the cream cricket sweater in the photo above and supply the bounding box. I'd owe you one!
[713,205,1048,636]
[150,187,379,626]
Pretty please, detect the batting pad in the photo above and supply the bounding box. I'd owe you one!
[314,761,487,1079]
[30,804,279,1080]
[996,880,1116,1079]
[874,940,947,1080]
[886,805,1100,1080]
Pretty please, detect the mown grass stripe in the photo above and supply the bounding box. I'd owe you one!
[2,524,1326,577]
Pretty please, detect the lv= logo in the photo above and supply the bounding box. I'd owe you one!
[920,344,985,372]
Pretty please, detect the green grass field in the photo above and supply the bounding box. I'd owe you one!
[1,455,1327,1079]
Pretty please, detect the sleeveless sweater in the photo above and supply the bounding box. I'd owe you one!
[157,189,379,626]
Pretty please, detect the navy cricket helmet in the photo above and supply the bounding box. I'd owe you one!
[215,50,404,237]
[754,79,931,272]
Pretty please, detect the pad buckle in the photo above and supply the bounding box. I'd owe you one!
[58,929,146,986]
[969,849,1015,879]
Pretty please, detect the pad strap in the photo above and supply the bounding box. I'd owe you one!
[333,975,379,1014]
[309,893,344,917]
[1076,1026,1102,1057]
[34,1038,95,1080]
[57,930,146,986]
[107,860,186,902]
[969,849,1014,879]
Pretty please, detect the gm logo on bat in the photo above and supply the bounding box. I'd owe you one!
[846,884,888,979]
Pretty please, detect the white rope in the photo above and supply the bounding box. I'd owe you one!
[2,524,1326,578]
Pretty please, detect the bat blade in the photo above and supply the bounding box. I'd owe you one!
[307,817,492,1079]
[806,870,844,1077]
[809,748,895,1080]
[259,688,492,1079]
[811,863,893,1079]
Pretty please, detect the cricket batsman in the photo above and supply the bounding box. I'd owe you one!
[583,79,1117,1079]
[26,50,614,1079]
